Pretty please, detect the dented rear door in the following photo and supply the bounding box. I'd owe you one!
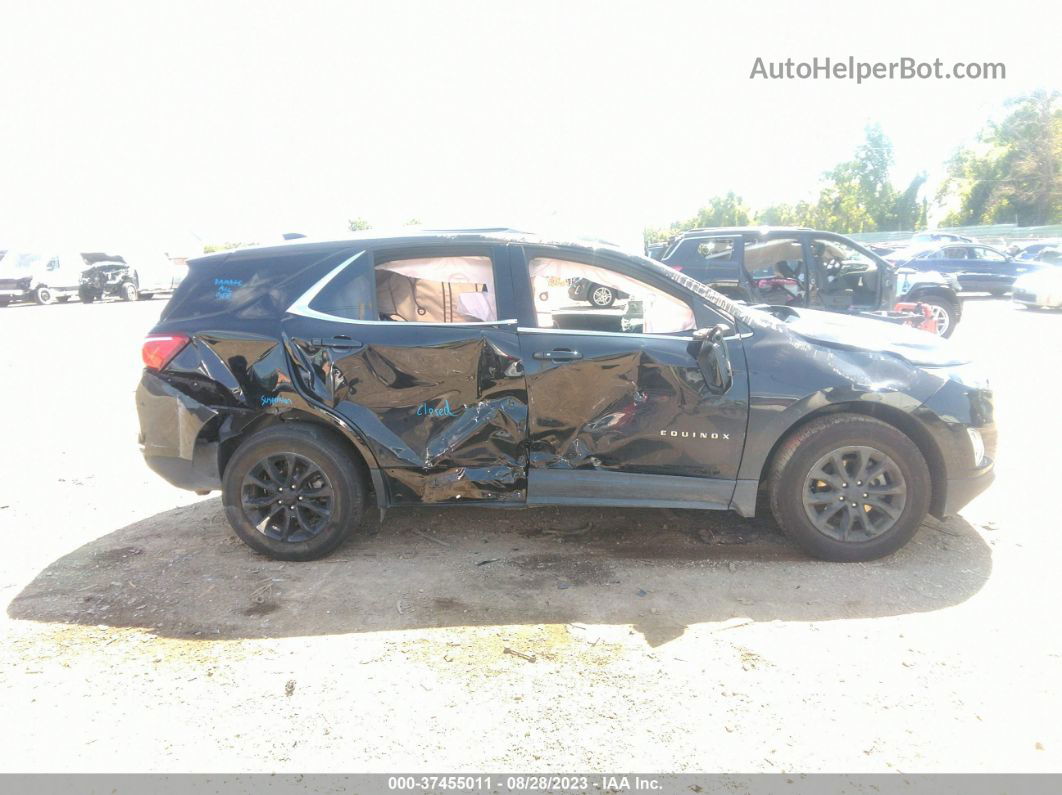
[281,244,530,505]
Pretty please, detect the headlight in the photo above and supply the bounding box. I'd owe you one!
[966,427,986,467]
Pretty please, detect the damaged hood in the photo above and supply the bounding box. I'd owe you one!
[760,307,970,367]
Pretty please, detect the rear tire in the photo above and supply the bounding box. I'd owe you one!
[120,281,138,301]
[768,414,931,561]
[589,284,615,308]
[0,297,11,307]
[78,286,97,303]
[222,424,367,561]
[33,286,54,305]
[917,296,958,338]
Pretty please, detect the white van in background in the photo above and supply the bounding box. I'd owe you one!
[0,250,93,305]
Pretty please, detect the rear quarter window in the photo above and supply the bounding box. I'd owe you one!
[160,246,360,322]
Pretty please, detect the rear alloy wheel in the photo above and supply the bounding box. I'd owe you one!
[223,424,367,561]
[33,286,54,305]
[918,296,957,338]
[120,281,138,301]
[590,284,615,308]
[769,414,931,561]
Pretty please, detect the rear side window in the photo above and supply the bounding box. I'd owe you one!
[306,252,498,324]
[161,246,356,322]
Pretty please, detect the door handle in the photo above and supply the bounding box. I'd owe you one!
[311,336,363,350]
[533,348,582,362]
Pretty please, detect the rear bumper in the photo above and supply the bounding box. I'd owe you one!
[136,371,223,491]
[943,463,995,515]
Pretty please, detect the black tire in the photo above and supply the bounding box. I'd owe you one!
[589,284,615,308]
[137,292,154,300]
[120,281,138,301]
[768,414,931,562]
[917,295,958,338]
[0,296,11,307]
[78,286,97,303]
[33,286,54,305]
[222,424,367,561]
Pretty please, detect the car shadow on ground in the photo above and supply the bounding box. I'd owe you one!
[8,498,992,646]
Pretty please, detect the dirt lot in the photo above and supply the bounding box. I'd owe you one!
[0,296,1060,773]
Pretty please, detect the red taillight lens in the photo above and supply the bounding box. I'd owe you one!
[142,334,190,371]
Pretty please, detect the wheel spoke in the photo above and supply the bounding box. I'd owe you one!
[837,508,853,541]
[806,492,838,505]
[246,473,276,491]
[830,453,848,480]
[263,458,285,486]
[294,507,316,536]
[244,494,280,508]
[866,483,904,496]
[300,499,331,516]
[812,501,845,530]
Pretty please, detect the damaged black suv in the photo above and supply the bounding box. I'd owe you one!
[137,230,995,562]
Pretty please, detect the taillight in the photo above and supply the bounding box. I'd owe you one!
[142,334,190,371]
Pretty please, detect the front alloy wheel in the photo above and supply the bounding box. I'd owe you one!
[768,414,930,561]
[801,446,906,542]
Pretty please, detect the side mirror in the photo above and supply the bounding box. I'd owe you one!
[689,324,733,394]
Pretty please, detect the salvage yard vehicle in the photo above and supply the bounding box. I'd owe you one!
[567,277,629,308]
[1011,260,1062,310]
[649,227,964,337]
[79,255,187,303]
[0,250,91,305]
[136,230,996,562]
[885,241,1031,296]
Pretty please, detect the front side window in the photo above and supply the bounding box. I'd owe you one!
[809,238,879,301]
[973,247,1006,262]
[529,257,695,335]
[696,237,738,263]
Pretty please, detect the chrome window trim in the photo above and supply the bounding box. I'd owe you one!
[286,250,518,327]
[517,326,750,342]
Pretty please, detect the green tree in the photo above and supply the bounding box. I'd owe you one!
[348,217,372,232]
[937,90,1061,226]
[644,192,752,242]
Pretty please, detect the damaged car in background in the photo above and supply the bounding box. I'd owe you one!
[136,230,995,563]
[78,254,187,303]
[648,227,964,337]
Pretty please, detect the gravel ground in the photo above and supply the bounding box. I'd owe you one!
[0,295,1060,773]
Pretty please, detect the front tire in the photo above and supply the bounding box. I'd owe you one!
[33,286,54,305]
[222,424,367,561]
[768,414,931,561]
[78,286,97,303]
[120,281,138,301]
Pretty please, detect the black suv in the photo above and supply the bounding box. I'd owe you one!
[648,228,964,337]
[137,230,995,562]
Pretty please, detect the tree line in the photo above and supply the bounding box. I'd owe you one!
[644,90,1060,244]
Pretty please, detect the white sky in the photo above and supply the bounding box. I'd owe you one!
[1,0,1058,255]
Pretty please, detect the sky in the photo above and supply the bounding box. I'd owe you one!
[1,0,1058,255]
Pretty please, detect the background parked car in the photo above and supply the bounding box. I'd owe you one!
[1011,254,1062,310]
[78,254,187,303]
[649,227,963,336]
[885,242,1032,295]
[1011,238,1062,262]
[567,277,629,308]
[0,250,95,305]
